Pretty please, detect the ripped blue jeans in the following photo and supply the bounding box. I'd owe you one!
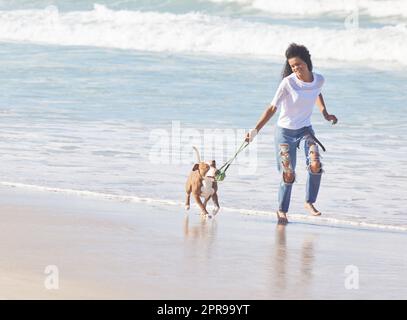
[275,125,323,213]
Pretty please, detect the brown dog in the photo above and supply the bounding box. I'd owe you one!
[185,147,220,216]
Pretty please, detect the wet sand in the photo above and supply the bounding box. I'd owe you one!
[0,185,406,299]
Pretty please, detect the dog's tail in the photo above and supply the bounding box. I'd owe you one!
[192,146,201,163]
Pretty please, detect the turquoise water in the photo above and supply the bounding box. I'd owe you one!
[0,1,406,229]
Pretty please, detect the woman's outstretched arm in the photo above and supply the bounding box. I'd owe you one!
[245,104,277,142]
[316,93,338,124]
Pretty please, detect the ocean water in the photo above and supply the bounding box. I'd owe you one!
[0,0,406,231]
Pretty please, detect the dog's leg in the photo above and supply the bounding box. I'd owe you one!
[193,193,209,215]
[203,195,212,209]
[212,193,220,214]
[185,181,191,210]
[185,192,191,210]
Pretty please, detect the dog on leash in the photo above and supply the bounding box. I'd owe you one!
[185,146,220,216]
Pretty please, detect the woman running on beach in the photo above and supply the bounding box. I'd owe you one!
[245,43,338,225]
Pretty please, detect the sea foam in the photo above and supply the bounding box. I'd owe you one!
[209,0,407,18]
[0,4,406,65]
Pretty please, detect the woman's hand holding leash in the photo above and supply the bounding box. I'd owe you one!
[245,104,277,143]
[245,128,258,143]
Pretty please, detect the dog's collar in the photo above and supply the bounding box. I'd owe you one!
[199,173,215,181]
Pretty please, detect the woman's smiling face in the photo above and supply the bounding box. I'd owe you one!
[288,57,309,79]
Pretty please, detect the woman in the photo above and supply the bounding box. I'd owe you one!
[245,43,338,224]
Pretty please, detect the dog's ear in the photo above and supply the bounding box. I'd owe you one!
[211,160,216,167]
[192,163,199,171]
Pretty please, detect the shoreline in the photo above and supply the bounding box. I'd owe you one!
[1,181,406,234]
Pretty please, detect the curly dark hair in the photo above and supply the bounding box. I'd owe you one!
[282,43,313,79]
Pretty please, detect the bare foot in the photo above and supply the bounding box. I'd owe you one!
[304,203,322,216]
[276,210,288,225]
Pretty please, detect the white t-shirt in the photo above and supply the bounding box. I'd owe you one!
[271,72,324,130]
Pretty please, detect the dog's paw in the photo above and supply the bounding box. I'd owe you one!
[200,211,209,217]
[212,206,220,215]
[185,205,190,210]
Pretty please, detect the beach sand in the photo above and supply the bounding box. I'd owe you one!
[0,185,406,300]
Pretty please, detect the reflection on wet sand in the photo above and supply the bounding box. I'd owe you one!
[300,234,315,287]
[183,215,218,238]
[272,224,316,297]
[274,224,287,290]
[182,214,317,298]
[183,214,218,261]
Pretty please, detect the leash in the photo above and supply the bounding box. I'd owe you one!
[296,128,327,152]
[309,132,326,152]
[215,140,249,181]
[308,131,326,152]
